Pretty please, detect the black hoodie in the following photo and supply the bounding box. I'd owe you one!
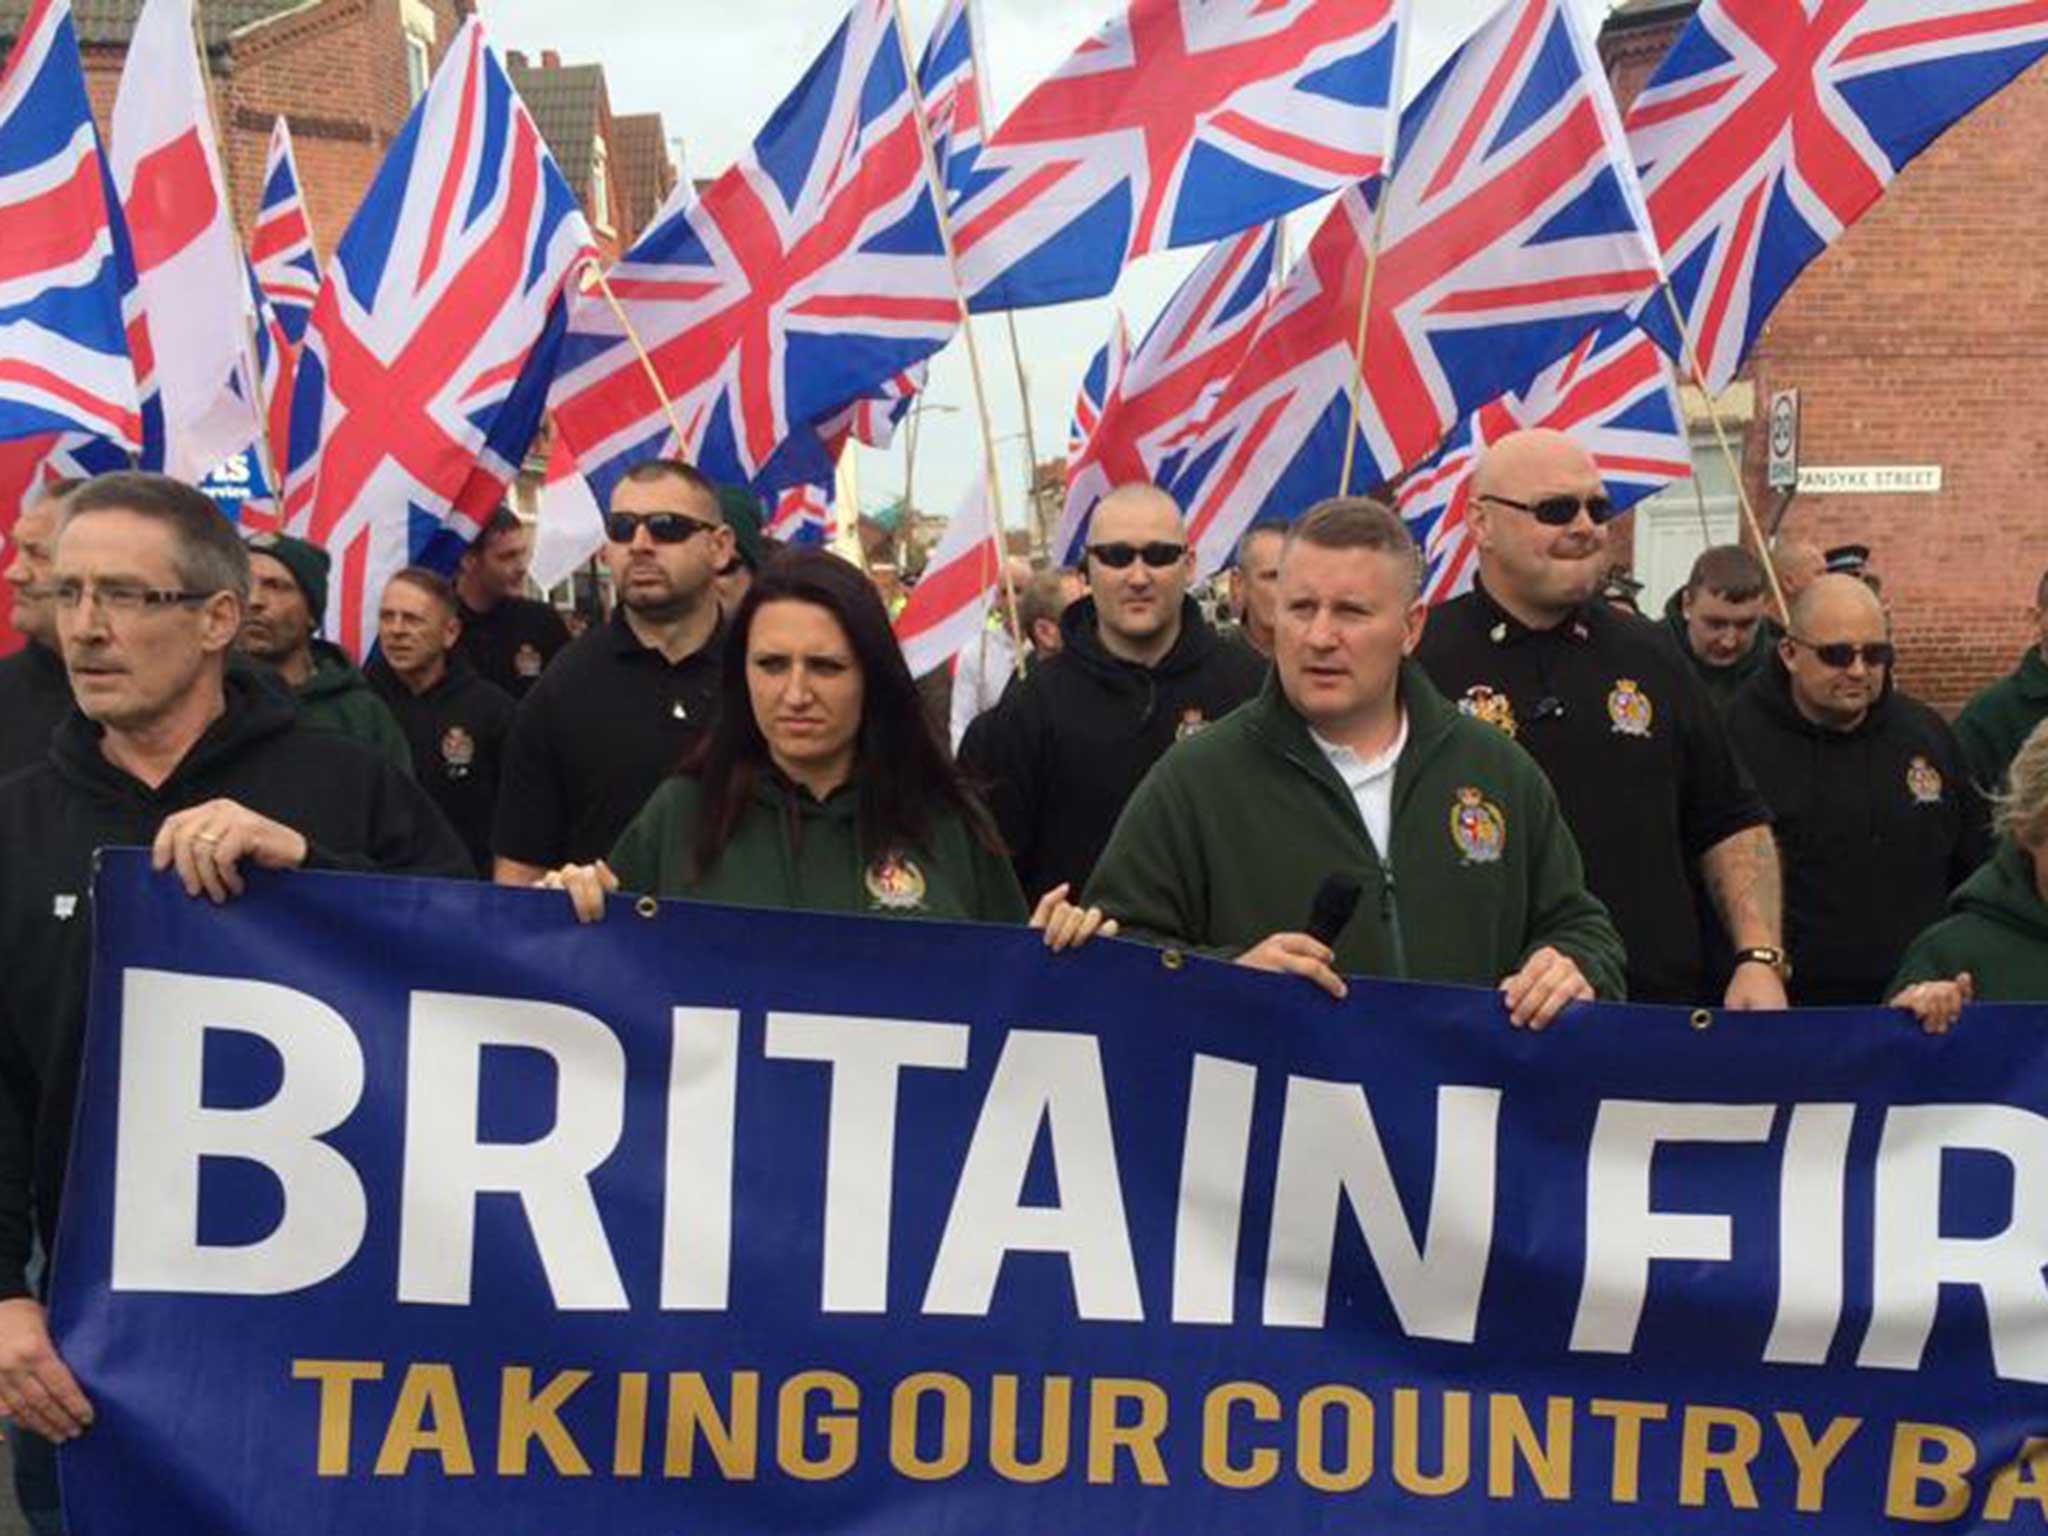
[0,640,71,782]
[1724,651,1988,1005]
[0,670,473,1298]
[957,595,1267,901]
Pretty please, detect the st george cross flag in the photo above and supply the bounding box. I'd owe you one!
[550,0,958,511]
[110,0,259,484]
[1180,0,1663,578]
[283,18,595,656]
[1057,221,1280,563]
[251,116,321,347]
[1397,316,1691,605]
[1628,0,2048,393]
[919,0,987,198]
[0,0,145,452]
[951,0,1398,312]
[895,480,1003,678]
[531,427,606,593]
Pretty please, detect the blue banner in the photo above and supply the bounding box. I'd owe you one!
[52,850,2048,1532]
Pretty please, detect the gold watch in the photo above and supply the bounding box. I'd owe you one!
[1732,945,1792,983]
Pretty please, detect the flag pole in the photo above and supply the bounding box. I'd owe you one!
[888,0,1025,658]
[1336,5,1411,500]
[191,0,281,498]
[585,260,691,455]
[1656,280,1790,625]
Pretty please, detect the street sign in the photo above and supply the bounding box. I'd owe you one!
[1795,465,1944,495]
[1767,389,1799,489]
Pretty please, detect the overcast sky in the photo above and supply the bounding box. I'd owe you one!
[479,0,1620,531]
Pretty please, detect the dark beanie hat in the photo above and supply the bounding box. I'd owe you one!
[245,530,331,620]
[715,485,767,572]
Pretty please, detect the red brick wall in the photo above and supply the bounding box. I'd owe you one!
[1601,15,2048,714]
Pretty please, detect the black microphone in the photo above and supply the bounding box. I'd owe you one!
[1306,874,1364,947]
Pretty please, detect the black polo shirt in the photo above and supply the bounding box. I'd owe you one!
[455,594,570,700]
[1416,578,1769,1004]
[366,655,517,875]
[491,609,725,868]
[0,641,70,781]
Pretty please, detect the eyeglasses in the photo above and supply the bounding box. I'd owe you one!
[1086,541,1186,570]
[53,580,214,615]
[605,511,718,546]
[1789,637,1894,669]
[1478,493,1614,527]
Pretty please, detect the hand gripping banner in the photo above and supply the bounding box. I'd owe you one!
[52,851,2048,1532]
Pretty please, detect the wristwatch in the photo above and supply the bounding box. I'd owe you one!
[1732,945,1792,983]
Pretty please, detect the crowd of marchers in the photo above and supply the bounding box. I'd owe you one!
[1,431,2047,1532]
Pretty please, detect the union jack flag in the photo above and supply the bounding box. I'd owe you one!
[1058,221,1279,563]
[251,116,321,348]
[0,0,146,451]
[550,0,958,512]
[1628,1,2048,394]
[816,361,926,457]
[283,18,595,656]
[766,481,834,545]
[1398,317,1692,605]
[919,0,986,198]
[1066,315,1129,462]
[1179,0,1663,577]
[951,0,1399,312]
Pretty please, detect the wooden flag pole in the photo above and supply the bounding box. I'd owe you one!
[586,261,691,455]
[1336,193,1393,499]
[1656,280,1790,625]
[888,0,1025,658]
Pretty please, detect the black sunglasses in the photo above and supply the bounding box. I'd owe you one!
[605,511,718,545]
[1478,492,1613,526]
[1790,637,1894,669]
[1087,540,1186,570]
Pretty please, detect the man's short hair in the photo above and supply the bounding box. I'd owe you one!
[1284,497,1422,598]
[387,566,458,617]
[1234,518,1288,567]
[620,458,721,512]
[472,505,524,552]
[1018,568,1076,636]
[66,472,249,602]
[1686,544,1767,603]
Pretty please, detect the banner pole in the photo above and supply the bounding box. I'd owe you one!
[1336,4,1413,501]
[1656,281,1789,625]
[888,0,1024,657]
[587,262,691,456]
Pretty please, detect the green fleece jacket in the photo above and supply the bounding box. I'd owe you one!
[1888,840,2048,1002]
[1955,647,2048,802]
[1083,663,1627,997]
[297,641,412,774]
[609,770,1029,923]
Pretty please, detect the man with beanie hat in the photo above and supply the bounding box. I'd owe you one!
[238,531,411,772]
[714,484,766,615]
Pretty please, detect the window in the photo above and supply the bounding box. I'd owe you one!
[590,139,613,235]
[404,30,431,102]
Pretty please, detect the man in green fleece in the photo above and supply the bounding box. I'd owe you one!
[238,531,411,772]
[1664,544,1774,712]
[1954,567,2048,814]
[1085,497,1625,1027]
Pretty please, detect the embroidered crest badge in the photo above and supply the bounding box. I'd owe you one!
[1458,685,1518,739]
[865,852,929,912]
[440,726,475,780]
[1450,787,1507,865]
[1607,678,1653,737]
[1175,707,1209,742]
[1906,755,1944,806]
[515,642,544,679]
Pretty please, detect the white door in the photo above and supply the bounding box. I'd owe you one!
[1632,436,1738,614]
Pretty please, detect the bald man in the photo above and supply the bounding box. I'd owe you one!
[1771,539,1827,605]
[959,483,1265,900]
[1417,429,1784,1007]
[1724,575,1986,1005]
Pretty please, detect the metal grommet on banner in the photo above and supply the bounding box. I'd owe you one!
[1689,1008,1714,1032]
[635,896,659,920]
[1161,949,1186,972]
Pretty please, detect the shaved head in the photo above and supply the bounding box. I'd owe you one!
[1084,482,1194,663]
[1782,574,1890,731]
[1468,428,1610,626]
[1773,540,1826,600]
[1789,572,1885,636]
[1092,482,1182,534]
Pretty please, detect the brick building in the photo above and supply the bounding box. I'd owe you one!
[1599,0,2048,713]
[508,49,677,267]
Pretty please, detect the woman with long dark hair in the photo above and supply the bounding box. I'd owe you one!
[546,549,1111,946]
